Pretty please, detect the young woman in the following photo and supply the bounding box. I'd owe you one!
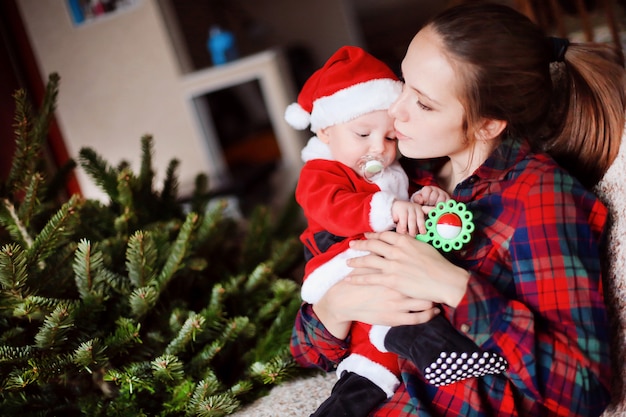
[290,2,626,416]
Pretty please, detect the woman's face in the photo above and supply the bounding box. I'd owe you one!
[389,26,468,160]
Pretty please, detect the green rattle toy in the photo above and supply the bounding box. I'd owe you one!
[416,199,474,252]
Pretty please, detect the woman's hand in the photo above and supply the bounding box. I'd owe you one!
[346,231,470,308]
[312,278,439,340]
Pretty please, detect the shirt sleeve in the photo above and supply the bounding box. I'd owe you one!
[290,303,350,371]
[451,169,611,416]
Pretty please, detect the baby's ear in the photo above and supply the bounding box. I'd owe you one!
[477,118,507,141]
[317,127,331,144]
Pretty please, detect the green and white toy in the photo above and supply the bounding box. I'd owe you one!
[416,199,474,252]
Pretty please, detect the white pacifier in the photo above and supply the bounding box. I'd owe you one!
[358,155,386,182]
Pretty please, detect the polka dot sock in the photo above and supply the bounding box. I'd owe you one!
[424,350,509,386]
[383,315,508,386]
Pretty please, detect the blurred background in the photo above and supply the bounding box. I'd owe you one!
[1,0,624,213]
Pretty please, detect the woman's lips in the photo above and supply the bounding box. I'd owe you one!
[395,129,410,141]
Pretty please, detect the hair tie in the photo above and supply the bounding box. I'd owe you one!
[548,37,569,62]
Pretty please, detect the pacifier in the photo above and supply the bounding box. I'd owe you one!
[358,155,386,182]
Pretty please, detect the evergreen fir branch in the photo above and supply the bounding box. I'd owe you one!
[219,317,255,345]
[17,173,45,229]
[6,74,58,197]
[113,169,137,234]
[0,345,34,364]
[0,198,34,248]
[169,306,189,334]
[105,366,155,395]
[0,242,28,292]
[98,267,131,297]
[160,379,196,416]
[78,147,120,199]
[239,206,272,273]
[155,212,198,289]
[44,158,77,202]
[243,262,273,294]
[30,73,59,157]
[164,312,206,356]
[125,230,158,288]
[26,194,81,271]
[12,294,69,321]
[19,352,75,384]
[160,158,180,207]
[256,279,299,323]
[72,239,105,299]
[188,373,224,408]
[248,297,302,363]
[228,379,253,398]
[267,236,303,276]
[138,135,155,195]
[187,340,223,375]
[2,367,38,391]
[151,354,184,383]
[34,301,76,350]
[193,200,229,248]
[249,349,298,385]
[190,173,210,214]
[103,317,142,356]
[8,88,34,194]
[72,338,108,373]
[192,393,240,417]
[205,283,226,317]
[129,286,158,319]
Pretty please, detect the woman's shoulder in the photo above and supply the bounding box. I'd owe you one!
[504,151,606,216]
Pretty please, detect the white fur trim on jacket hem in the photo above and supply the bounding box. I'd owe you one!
[369,325,392,353]
[301,248,369,303]
[336,353,400,398]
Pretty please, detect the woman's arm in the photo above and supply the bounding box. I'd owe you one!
[290,279,439,369]
[459,173,611,415]
[347,170,612,415]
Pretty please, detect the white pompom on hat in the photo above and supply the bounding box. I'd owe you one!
[284,46,402,133]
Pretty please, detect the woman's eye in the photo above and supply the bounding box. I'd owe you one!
[386,136,397,142]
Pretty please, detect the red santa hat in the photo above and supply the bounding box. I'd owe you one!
[285,46,402,133]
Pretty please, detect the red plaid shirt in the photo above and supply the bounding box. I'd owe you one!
[290,139,611,416]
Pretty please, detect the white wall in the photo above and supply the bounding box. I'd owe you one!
[16,0,221,200]
[15,0,362,202]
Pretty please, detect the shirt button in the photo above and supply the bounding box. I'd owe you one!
[460,323,471,333]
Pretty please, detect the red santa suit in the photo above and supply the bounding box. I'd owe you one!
[295,136,409,397]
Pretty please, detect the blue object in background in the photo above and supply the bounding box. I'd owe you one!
[207,26,238,66]
[67,0,85,25]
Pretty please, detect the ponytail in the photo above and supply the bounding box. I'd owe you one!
[543,42,626,188]
[429,2,626,188]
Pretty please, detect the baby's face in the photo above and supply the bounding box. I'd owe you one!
[318,110,398,174]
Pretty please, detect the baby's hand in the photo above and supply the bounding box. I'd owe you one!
[412,186,450,211]
[392,200,428,236]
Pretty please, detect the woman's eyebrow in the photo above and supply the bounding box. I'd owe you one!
[400,69,441,106]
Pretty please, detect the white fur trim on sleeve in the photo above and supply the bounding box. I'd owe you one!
[369,191,396,232]
[300,248,369,303]
[336,353,400,398]
[369,325,392,353]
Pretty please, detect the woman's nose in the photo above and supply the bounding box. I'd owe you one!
[388,94,405,121]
